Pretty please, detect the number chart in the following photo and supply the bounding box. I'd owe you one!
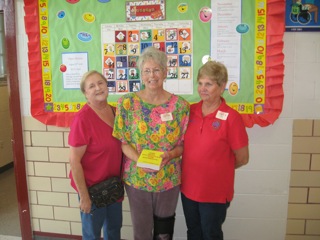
[101,20,193,95]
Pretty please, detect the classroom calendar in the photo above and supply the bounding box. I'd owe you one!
[101,20,193,95]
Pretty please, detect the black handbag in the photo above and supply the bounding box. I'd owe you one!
[88,176,124,208]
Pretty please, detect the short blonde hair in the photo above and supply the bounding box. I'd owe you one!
[80,70,107,93]
[197,61,228,87]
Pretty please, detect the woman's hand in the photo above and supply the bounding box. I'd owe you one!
[79,194,92,214]
[159,145,184,169]
[160,151,171,169]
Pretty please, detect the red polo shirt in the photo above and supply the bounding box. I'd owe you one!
[181,99,248,203]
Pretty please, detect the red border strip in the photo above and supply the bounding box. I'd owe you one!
[24,0,285,128]
[24,0,77,127]
[242,0,285,127]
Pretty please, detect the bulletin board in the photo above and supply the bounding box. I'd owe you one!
[24,0,285,128]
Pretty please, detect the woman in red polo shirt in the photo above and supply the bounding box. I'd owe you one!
[181,61,249,240]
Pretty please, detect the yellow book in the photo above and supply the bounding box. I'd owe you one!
[137,149,163,170]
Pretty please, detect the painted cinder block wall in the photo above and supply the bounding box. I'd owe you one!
[23,117,133,238]
[286,119,320,240]
[14,0,320,239]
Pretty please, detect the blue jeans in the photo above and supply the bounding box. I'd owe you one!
[80,201,122,240]
[181,193,230,240]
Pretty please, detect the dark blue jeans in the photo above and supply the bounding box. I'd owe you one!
[80,201,122,240]
[181,193,230,240]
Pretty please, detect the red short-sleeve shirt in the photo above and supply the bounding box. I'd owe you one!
[181,99,248,203]
[68,104,122,191]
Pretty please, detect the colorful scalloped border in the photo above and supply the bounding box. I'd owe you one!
[23,0,285,128]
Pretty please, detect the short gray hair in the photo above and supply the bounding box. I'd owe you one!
[137,47,167,71]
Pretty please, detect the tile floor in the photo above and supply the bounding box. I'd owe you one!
[0,236,21,240]
[0,167,119,240]
[0,168,81,240]
[0,167,21,239]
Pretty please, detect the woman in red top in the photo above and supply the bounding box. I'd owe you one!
[181,61,249,240]
[69,70,123,240]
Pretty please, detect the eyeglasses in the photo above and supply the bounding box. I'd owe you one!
[142,69,162,76]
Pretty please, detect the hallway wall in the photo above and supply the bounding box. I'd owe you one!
[286,119,320,240]
[22,117,133,237]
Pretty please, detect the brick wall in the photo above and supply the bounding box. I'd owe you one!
[23,116,133,239]
[286,119,320,240]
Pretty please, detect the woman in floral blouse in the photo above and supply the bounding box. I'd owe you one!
[113,47,189,240]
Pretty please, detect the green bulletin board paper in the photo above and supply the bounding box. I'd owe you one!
[48,0,210,104]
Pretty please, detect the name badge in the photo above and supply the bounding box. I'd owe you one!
[216,110,228,120]
[161,112,173,121]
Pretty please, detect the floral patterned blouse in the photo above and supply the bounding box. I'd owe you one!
[113,93,189,192]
